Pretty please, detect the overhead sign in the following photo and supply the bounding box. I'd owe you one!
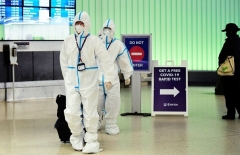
[152,61,188,117]
[122,34,152,73]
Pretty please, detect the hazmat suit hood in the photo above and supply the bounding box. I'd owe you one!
[102,19,115,42]
[73,11,90,36]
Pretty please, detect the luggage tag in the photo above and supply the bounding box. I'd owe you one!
[77,62,86,71]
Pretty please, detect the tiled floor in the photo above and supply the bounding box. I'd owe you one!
[0,86,240,155]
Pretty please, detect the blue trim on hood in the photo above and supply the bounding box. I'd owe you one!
[106,19,111,27]
[78,12,83,20]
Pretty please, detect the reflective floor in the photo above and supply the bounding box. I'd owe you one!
[0,86,240,155]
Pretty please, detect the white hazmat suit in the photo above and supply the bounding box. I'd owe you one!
[60,12,114,153]
[97,19,133,135]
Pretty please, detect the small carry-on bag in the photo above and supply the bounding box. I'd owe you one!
[54,94,71,143]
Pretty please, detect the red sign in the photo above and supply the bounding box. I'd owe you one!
[129,46,144,62]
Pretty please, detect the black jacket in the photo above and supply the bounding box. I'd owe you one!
[218,35,240,75]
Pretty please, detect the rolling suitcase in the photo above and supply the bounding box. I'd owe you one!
[54,94,71,143]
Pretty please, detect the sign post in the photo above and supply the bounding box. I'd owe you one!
[10,44,18,102]
[121,34,152,117]
[151,60,188,117]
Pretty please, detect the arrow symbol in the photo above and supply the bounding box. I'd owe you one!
[160,87,179,97]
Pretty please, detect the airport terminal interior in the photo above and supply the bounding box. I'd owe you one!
[1,85,240,155]
[0,0,240,155]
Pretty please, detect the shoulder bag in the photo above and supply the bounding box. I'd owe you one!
[217,56,235,76]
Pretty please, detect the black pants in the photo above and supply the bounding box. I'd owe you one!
[222,75,240,116]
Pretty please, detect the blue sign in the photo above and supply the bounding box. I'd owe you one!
[0,6,22,23]
[24,0,49,7]
[0,0,76,25]
[23,7,49,21]
[51,8,75,25]
[153,67,187,112]
[51,0,75,8]
[0,0,22,6]
[122,34,152,73]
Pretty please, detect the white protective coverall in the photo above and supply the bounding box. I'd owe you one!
[60,12,114,153]
[97,19,133,135]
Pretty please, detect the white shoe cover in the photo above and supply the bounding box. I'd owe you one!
[82,141,100,154]
[70,135,84,151]
[105,124,120,135]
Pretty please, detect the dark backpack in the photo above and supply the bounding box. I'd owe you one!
[54,94,71,143]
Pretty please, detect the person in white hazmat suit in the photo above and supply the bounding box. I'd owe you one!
[97,19,133,135]
[60,11,114,153]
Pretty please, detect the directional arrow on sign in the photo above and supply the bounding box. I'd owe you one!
[160,87,179,97]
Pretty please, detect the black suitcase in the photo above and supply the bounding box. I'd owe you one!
[54,94,71,143]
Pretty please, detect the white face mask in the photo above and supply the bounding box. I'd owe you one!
[75,25,84,34]
[103,29,110,37]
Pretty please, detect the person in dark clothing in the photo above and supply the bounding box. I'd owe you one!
[218,23,240,120]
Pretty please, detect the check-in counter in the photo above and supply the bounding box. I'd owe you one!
[0,40,65,101]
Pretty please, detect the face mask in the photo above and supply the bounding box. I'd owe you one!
[75,25,84,34]
[103,29,110,37]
